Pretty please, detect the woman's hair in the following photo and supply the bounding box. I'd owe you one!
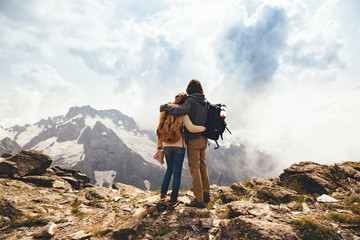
[174,92,187,105]
[186,79,203,95]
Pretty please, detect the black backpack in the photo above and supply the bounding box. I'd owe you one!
[202,102,231,149]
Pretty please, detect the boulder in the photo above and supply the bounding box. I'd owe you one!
[3,150,52,178]
[21,176,56,188]
[1,152,14,158]
[33,222,57,239]
[0,159,17,178]
[278,162,338,195]
[52,166,91,190]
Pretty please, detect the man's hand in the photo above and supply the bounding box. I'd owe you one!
[159,103,172,112]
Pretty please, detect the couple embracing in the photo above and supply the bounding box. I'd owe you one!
[156,79,210,208]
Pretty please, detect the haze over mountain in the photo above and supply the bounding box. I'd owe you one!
[0,106,277,190]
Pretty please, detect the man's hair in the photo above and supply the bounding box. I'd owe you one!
[186,79,203,95]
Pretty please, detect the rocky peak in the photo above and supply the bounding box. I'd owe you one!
[0,137,22,155]
[65,105,137,130]
[0,151,359,239]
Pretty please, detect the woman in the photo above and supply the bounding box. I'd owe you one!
[156,92,205,206]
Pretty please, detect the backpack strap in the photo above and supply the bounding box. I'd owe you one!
[214,140,220,149]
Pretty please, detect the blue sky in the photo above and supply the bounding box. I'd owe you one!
[1,0,360,165]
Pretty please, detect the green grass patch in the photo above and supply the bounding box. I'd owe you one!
[86,200,104,208]
[217,207,230,219]
[4,214,41,233]
[94,229,111,237]
[291,218,340,240]
[206,194,219,210]
[242,180,255,189]
[345,195,360,214]
[342,161,360,170]
[327,212,360,225]
[195,209,211,218]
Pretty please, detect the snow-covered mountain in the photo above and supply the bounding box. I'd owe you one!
[0,105,278,190]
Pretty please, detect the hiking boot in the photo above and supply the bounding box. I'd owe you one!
[160,194,166,201]
[203,193,210,205]
[169,200,181,207]
[186,200,205,208]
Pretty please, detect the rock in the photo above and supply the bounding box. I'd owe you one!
[0,216,11,228]
[33,222,57,238]
[216,217,298,239]
[68,230,92,240]
[317,194,339,203]
[279,162,338,195]
[52,166,91,190]
[85,188,106,200]
[21,176,55,187]
[256,185,298,205]
[37,216,61,224]
[113,215,142,239]
[1,152,14,158]
[199,218,213,229]
[0,196,22,220]
[217,186,238,203]
[0,159,17,178]
[230,182,248,195]
[2,150,52,178]
[302,202,312,213]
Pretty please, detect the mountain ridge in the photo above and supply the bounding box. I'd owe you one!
[0,150,359,239]
[0,105,277,190]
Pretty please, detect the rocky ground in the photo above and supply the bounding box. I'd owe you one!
[0,150,360,239]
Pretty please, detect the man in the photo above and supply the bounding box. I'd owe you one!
[160,79,210,208]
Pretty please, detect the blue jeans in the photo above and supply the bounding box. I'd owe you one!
[161,147,185,202]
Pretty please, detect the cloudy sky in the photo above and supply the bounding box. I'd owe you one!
[1,0,360,166]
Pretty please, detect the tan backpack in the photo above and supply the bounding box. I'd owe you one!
[157,112,183,143]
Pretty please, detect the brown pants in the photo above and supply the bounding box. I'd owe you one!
[187,136,210,203]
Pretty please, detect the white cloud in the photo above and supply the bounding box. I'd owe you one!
[0,0,360,166]
[1,63,81,127]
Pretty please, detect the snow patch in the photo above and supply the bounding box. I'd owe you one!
[94,170,117,187]
[16,124,43,147]
[0,126,16,140]
[85,116,116,129]
[33,137,84,167]
[116,128,159,166]
[102,132,107,135]
[144,180,150,190]
[84,115,162,167]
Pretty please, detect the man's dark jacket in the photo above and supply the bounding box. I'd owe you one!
[160,93,208,142]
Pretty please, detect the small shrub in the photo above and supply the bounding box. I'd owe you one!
[242,180,255,189]
[291,218,340,240]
